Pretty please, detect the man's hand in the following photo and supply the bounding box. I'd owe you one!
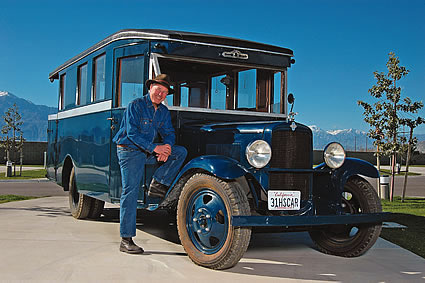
[154,144,171,162]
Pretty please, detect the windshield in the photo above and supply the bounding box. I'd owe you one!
[153,55,286,115]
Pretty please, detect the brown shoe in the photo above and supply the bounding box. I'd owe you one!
[120,237,144,254]
[148,179,168,198]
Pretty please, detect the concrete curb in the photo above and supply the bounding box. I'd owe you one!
[0,178,50,183]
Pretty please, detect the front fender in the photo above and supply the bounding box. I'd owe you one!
[316,157,379,191]
[171,155,248,186]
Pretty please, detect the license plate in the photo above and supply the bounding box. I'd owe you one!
[268,191,301,210]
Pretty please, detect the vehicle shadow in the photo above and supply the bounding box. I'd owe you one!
[98,208,339,281]
[99,207,181,244]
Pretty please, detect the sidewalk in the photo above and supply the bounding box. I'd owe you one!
[379,165,425,175]
[0,165,45,173]
[1,196,424,282]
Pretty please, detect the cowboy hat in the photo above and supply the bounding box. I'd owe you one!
[146,74,174,94]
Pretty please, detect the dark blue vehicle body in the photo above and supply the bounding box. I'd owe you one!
[47,30,388,269]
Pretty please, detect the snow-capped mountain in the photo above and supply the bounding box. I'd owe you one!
[309,125,425,152]
[0,91,56,141]
[309,125,378,151]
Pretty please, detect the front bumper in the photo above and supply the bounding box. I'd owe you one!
[232,213,392,227]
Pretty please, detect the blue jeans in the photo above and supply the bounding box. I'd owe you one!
[117,145,187,238]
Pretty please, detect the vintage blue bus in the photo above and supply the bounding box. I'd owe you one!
[47,29,388,269]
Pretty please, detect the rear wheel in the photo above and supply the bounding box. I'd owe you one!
[69,167,95,219]
[177,173,251,270]
[309,176,382,257]
[88,199,105,219]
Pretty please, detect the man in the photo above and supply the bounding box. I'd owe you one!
[113,74,187,254]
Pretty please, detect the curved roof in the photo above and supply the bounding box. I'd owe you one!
[49,29,294,80]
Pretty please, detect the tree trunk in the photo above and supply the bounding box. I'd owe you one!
[401,127,414,202]
[390,152,396,202]
[376,145,381,198]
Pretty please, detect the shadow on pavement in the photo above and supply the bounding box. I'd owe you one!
[96,208,181,245]
[0,205,70,218]
[97,207,332,280]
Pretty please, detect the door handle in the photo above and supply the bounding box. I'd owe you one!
[107,117,117,131]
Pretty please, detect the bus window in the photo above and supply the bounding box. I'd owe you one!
[273,72,282,113]
[165,85,175,105]
[237,69,256,110]
[93,54,106,102]
[180,85,189,107]
[77,63,88,105]
[117,55,144,107]
[59,74,66,110]
[210,75,226,110]
[188,83,207,108]
[166,93,173,105]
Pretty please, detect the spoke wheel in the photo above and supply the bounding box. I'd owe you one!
[177,173,251,270]
[309,176,382,257]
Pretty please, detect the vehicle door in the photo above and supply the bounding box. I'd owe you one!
[46,118,58,180]
[109,42,149,202]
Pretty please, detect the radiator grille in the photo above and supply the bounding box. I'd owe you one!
[270,130,312,169]
[268,129,312,202]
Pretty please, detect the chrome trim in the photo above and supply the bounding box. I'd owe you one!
[48,114,58,121]
[167,105,286,118]
[221,49,249,60]
[239,129,264,133]
[150,53,161,77]
[56,100,112,120]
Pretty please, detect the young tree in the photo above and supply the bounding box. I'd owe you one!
[399,99,424,202]
[358,52,413,201]
[1,103,24,176]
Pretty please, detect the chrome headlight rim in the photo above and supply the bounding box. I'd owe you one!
[323,142,346,169]
[245,140,272,169]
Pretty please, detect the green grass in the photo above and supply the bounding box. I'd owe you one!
[0,169,47,180]
[19,165,44,167]
[0,195,38,204]
[380,197,425,258]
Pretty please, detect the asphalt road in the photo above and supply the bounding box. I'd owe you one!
[366,175,425,198]
[0,181,68,197]
[1,196,424,282]
[1,174,423,200]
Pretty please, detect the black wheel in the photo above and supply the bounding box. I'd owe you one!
[88,199,105,219]
[68,167,93,219]
[309,176,382,257]
[177,173,251,270]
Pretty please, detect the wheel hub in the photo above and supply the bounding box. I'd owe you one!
[192,208,212,233]
[186,189,229,254]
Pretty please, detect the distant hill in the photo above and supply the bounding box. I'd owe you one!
[309,125,425,153]
[0,91,56,141]
[416,141,425,154]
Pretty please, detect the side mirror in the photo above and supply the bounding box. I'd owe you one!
[288,93,295,104]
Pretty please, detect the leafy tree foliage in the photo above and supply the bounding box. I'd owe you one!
[1,103,25,172]
[358,52,423,201]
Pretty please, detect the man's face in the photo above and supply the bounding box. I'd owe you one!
[149,83,169,105]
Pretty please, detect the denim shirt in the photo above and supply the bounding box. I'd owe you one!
[112,94,175,153]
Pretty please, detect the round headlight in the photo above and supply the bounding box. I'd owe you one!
[246,140,272,168]
[324,142,346,169]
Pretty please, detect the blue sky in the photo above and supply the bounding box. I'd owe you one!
[1,0,424,134]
